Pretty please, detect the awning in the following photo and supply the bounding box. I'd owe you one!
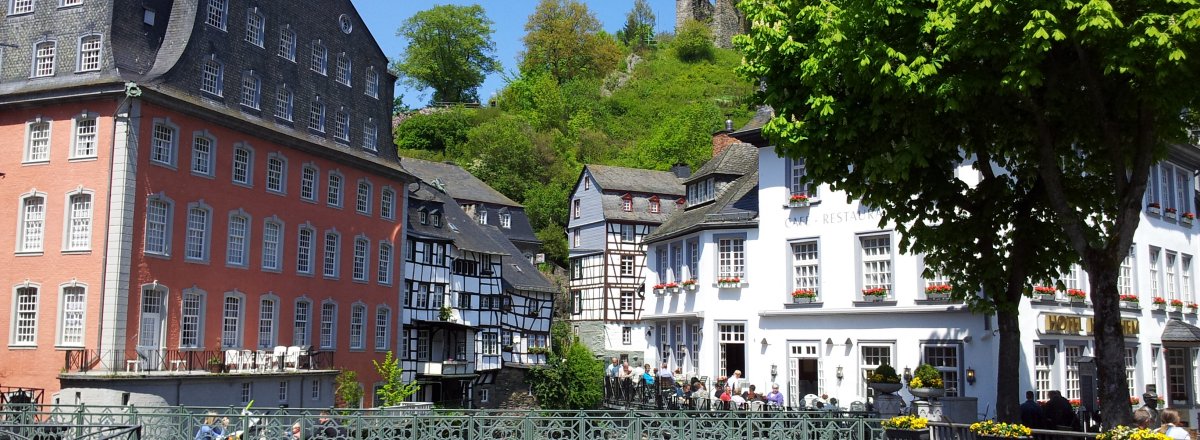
[1160,319,1200,347]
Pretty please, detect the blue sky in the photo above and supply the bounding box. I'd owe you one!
[349,0,677,108]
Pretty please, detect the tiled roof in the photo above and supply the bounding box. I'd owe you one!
[487,227,558,294]
[401,158,521,207]
[647,162,760,244]
[586,164,686,196]
[408,186,511,255]
[1161,319,1200,346]
[686,143,759,184]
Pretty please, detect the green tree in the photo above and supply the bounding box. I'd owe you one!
[673,19,715,63]
[528,335,604,409]
[394,107,476,152]
[624,103,721,170]
[618,0,656,50]
[520,0,623,83]
[453,114,555,201]
[393,4,501,104]
[334,369,363,409]
[373,351,421,407]
[736,0,1200,427]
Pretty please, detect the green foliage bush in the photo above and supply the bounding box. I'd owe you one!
[334,370,363,409]
[373,351,421,406]
[394,107,476,152]
[674,19,715,63]
[528,339,604,409]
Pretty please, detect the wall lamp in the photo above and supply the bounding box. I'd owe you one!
[836,366,844,380]
[903,367,913,384]
[966,367,976,385]
[770,364,778,378]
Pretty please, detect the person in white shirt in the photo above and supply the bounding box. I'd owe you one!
[606,357,620,377]
[730,387,747,409]
[726,370,742,390]
[1158,409,1192,440]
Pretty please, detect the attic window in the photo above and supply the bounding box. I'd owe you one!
[418,210,427,225]
[649,196,660,214]
[621,194,633,212]
[584,177,590,190]
[431,213,441,227]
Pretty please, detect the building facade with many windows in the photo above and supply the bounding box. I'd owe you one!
[640,119,1200,423]
[1,0,408,407]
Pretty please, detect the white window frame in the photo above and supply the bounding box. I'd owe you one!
[374,306,390,351]
[308,98,325,132]
[352,236,369,282]
[310,40,327,75]
[261,217,283,272]
[323,230,341,279]
[24,118,51,163]
[244,9,265,47]
[921,343,962,397]
[56,190,90,252]
[1034,344,1054,401]
[859,342,896,397]
[226,210,251,267]
[500,213,511,229]
[716,235,746,280]
[293,299,311,347]
[622,327,632,345]
[859,233,894,298]
[205,0,228,30]
[183,202,212,262]
[320,301,337,349]
[180,288,204,348]
[274,85,294,121]
[349,303,365,350]
[296,225,315,275]
[240,72,261,110]
[619,290,635,313]
[278,27,296,61]
[258,296,277,349]
[57,283,86,347]
[365,67,379,98]
[266,153,287,194]
[231,143,253,186]
[336,53,351,86]
[144,194,173,256]
[32,41,56,78]
[190,132,216,177]
[70,113,98,159]
[10,284,40,346]
[334,111,350,144]
[77,35,102,72]
[1150,246,1162,298]
[300,164,318,202]
[377,242,393,285]
[791,240,820,299]
[326,172,343,208]
[221,292,244,349]
[150,120,178,168]
[363,120,378,152]
[788,157,819,199]
[355,180,372,215]
[380,187,395,220]
[200,59,223,96]
[9,0,33,15]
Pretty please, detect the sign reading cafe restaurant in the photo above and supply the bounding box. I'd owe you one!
[1038,313,1140,337]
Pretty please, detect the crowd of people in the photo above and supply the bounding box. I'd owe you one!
[1020,390,1192,439]
[194,410,348,440]
[603,359,791,411]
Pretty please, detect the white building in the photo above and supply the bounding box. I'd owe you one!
[640,116,1200,423]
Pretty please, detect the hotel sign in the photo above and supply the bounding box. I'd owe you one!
[1039,313,1139,337]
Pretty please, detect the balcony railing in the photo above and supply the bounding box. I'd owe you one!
[62,348,335,374]
[417,360,475,377]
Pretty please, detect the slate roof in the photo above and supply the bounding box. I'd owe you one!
[402,158,521,207]
[647,170,759,243]
[408,185,512,256]
[1161,319,1200,347]
[487,227,559,294]
[586,165,686,196]
[686,143,759,185]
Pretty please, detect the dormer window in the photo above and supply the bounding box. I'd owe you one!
[621,194,633,212]
[478,210,488,225]
[584,176,590,190]
[686,178,715,207]
[431,213,441,227]
[418,209,427,225]
[649,196,660,214]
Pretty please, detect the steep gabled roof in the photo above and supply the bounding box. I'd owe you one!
[486,227,558,294]
[408,184,512,255]
[647,170,759,243]
[686,143,759,185]
[1161,319,1200,347]
[586,164,685,196]
[402,158,521,207]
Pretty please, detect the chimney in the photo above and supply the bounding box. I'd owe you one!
[670,163,691,179]
[712,118,737,158]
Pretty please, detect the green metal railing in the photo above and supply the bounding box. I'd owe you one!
[2,406,887,440]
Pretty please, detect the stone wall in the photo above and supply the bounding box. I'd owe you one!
[674,0,746,49]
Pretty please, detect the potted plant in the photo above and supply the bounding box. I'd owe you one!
[1129,396,1140,407]
[867,362,903,394]
[1189,302,1199,314]
[788,193,810,208]
[653,283,666,296]
[1119,294,1139,307]
[1147,202,1162,216]
[1152,297,1167,311]
[207,355,224,373]
[862,287,889,302]
[882,415,929,440]
[1183,212,1196,227]
[1066,289,1087,303]
[969,420,1032,439]
[681,279,698,292]
[907,364,944,399]
[1033,285,1057,301]
[664,282,680,294]
[1165,207,1178,220]
[1096,425,1170,440]
[925,284,951,301]
[1170,299,1185,312]
[439,306,453,322]
[792,288,817,304]
[717,276,741,288]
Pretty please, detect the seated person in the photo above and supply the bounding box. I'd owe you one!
[765,384,785,407]
[745,384,760,401]
[730,388,747,408]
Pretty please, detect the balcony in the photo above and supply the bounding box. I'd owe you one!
[417,360,475,377]
[62,348,335,376]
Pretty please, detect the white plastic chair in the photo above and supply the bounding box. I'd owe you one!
[271,346,287,371]
[239,349,254,371]
[224,349,240,371]
[285,346,301,370]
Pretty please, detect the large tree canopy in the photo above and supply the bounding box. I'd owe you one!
[737,0,1200,427]
[520,0,623,83]
[392,4,501,104]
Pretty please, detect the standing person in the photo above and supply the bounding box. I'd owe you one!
[619,361,633,379]
[288,421,304,440]
[313,411,345,440]
[1019,391,1047,429]
[1044,391,1078,431]
[765,384,784,407]
[642,364,656,386]
[607,357,621,377]
[1157,409,1191,440]
[727,370,742,390]
[1140,391,1162,428]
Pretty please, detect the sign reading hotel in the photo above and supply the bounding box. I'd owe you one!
[1038,313,1139,337]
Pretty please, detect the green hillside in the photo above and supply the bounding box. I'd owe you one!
[393,44,756,266]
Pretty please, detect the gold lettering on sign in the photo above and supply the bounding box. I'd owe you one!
[1043,315,1082,335]
[1083,318,1140,337]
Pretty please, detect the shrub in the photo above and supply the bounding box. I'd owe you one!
[674,19,714,62]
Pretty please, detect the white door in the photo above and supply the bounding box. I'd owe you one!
[137,289,165,370]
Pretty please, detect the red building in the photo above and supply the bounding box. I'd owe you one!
[0,0,410,407]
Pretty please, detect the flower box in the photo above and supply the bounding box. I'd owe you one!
[681,280,698,292]
[653,288,665,296]
[924,284,951,301]
[1171,299,1185,312]
[1119,294,1139,307]
[885,429,930,440]
[717,277,742,288]
[1190,303,1199,314]
[883,415,929,440]
[793,296,815,304]
[1066,289,1087,303]
[1183,212,1196,227]
[862,287,889,301]
[792,289,817,304]
[663,282,680,294]
[924,292,949,301]
[787,193,811,208]
[1032,286,1057,301]
[1147,203,1162,216]
[1165,208,1178,220]
[969,421,1031,440]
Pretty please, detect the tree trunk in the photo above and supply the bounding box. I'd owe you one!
[1087,262,1134,429]
[995,308,1021,423]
